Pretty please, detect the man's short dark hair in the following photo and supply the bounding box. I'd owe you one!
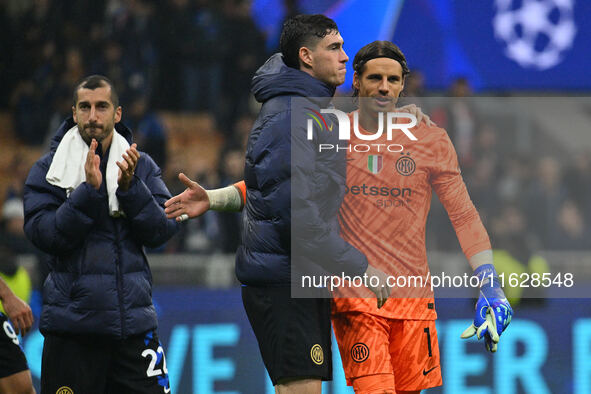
[73,75,119,107]
[352,41,410,96]
[280,14,339,69]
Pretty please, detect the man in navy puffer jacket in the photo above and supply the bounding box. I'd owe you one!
[23,75,178,393]
[164,15,389,393]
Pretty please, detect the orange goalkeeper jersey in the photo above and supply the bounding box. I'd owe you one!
[332,112,491,320]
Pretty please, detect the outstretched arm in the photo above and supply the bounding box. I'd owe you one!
[164,174,245,222]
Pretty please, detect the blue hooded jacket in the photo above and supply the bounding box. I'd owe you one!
[235,54,368,286]
[23,118,179,338]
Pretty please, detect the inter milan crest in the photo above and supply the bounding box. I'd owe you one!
[367,155,383,174]
[310,344,324,365]
[396,152,415,176]
[351,342,370,363]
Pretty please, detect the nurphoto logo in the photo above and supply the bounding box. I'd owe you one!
[306,108,418,153]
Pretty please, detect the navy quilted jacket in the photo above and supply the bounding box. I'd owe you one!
[235,54,368,286]
[23,118,178,338]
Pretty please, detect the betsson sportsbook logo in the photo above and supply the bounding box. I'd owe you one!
[306,108,418,153]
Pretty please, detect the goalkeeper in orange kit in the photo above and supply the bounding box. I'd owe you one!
[164,40,512,394]
[328,41,512,393]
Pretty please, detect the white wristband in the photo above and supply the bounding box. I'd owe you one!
[468,250,494,271]
[206,185,243,212]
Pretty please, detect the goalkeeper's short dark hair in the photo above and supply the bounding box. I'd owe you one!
[352,41,410,96]
[280,14,339,69]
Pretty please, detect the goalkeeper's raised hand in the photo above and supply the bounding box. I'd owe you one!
[461,264,513,352]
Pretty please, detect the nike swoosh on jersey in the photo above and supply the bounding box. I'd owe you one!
[423,366,439,375]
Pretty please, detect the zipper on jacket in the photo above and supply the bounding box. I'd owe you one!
[113,223,126,338]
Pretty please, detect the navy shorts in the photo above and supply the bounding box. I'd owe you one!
[41,330,170,394]
[242,285,332,385]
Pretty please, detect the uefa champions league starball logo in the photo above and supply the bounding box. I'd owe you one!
[493,0,577,70]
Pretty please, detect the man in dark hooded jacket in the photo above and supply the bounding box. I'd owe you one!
[23,75,178,393]
[165,15,389,393]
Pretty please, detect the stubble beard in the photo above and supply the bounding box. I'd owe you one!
[78,122,111,145]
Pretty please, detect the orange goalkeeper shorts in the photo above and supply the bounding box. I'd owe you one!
[332,312,442,392]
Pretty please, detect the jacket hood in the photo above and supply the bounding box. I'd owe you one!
[251,53,336,104]
[50,117,133,152]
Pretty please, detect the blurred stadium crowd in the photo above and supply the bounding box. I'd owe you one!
[0,0,589,292]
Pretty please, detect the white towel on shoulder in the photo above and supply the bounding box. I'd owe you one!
[46,125,130,216]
